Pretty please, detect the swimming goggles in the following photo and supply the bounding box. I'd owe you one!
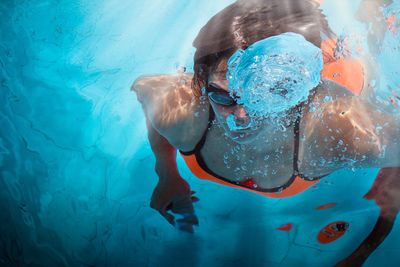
[206,85,239,106]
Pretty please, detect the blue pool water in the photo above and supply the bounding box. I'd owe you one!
[1,0,400,266]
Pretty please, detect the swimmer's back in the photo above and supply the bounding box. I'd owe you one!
[132,73,209,151]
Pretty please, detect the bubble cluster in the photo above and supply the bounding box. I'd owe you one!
[226,32,323,118]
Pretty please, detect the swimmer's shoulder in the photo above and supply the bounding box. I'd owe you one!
[131,73,210,151]
[303,79,359,137]
[302,79,388,166]
[315,79,356,101]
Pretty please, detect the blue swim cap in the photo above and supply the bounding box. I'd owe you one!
[227,32,323,117]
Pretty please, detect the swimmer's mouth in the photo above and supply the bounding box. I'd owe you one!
[230,126,254,133]
[229,125,262,141]
[230,124,260,133]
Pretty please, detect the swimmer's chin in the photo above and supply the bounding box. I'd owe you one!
[226,129,262,144]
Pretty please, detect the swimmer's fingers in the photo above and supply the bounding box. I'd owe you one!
[171,196,199,233]
[159,209,176,227]
[166,196,199,208]
[176,219,195,233]
[176,214,199,233]
[165,198,199,210]
[191,190,200,202]
[170,196,199,204]
[151,200,176,227]
[177,213,199,225]
[191,196,200,202]
[171,195,195,214]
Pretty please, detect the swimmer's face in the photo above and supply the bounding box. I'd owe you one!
[207,59,264,144]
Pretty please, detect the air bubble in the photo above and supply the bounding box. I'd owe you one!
[323,95,333,103]
[227,33,323,117]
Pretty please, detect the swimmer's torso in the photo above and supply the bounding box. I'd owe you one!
[134,74,304,188]
[133,73,399,189]
[200,120,297,188]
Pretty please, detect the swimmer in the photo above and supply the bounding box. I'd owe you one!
[132,0,400,233]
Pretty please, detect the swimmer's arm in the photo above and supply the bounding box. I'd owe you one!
[146,117,199,229]
[132,74,209,151]
[132,75,189,181]
[307,97,400,168]
[356,106,400,168]
[145,117,181,181]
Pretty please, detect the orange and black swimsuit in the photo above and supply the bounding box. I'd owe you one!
[180,102,324,198]
[180,38,364,198]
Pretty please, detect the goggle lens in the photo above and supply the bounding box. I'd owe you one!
[206,85,238,106]
[208,92,236,106]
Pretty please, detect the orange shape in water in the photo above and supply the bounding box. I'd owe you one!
[316,202,337,210]
[321,38,364,96]
[386,15,398,34]
[317,221,349,244]
[321,59,364,96]
[277,223,293,231]
[386,15,396,25]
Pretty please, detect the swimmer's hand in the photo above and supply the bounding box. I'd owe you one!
[150,176,199,233]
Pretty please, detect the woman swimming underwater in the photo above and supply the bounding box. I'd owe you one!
[132,0,400,233]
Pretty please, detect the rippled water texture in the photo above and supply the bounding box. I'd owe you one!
[0,0,400,266]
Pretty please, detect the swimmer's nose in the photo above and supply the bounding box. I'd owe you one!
[233,106,251,127]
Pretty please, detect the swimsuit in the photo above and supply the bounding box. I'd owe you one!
[180,105,322,198]
[180,38,365,198]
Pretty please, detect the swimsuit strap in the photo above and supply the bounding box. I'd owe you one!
[180,105,214,155]
[292,112,301,176]
[292,88,326,181]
